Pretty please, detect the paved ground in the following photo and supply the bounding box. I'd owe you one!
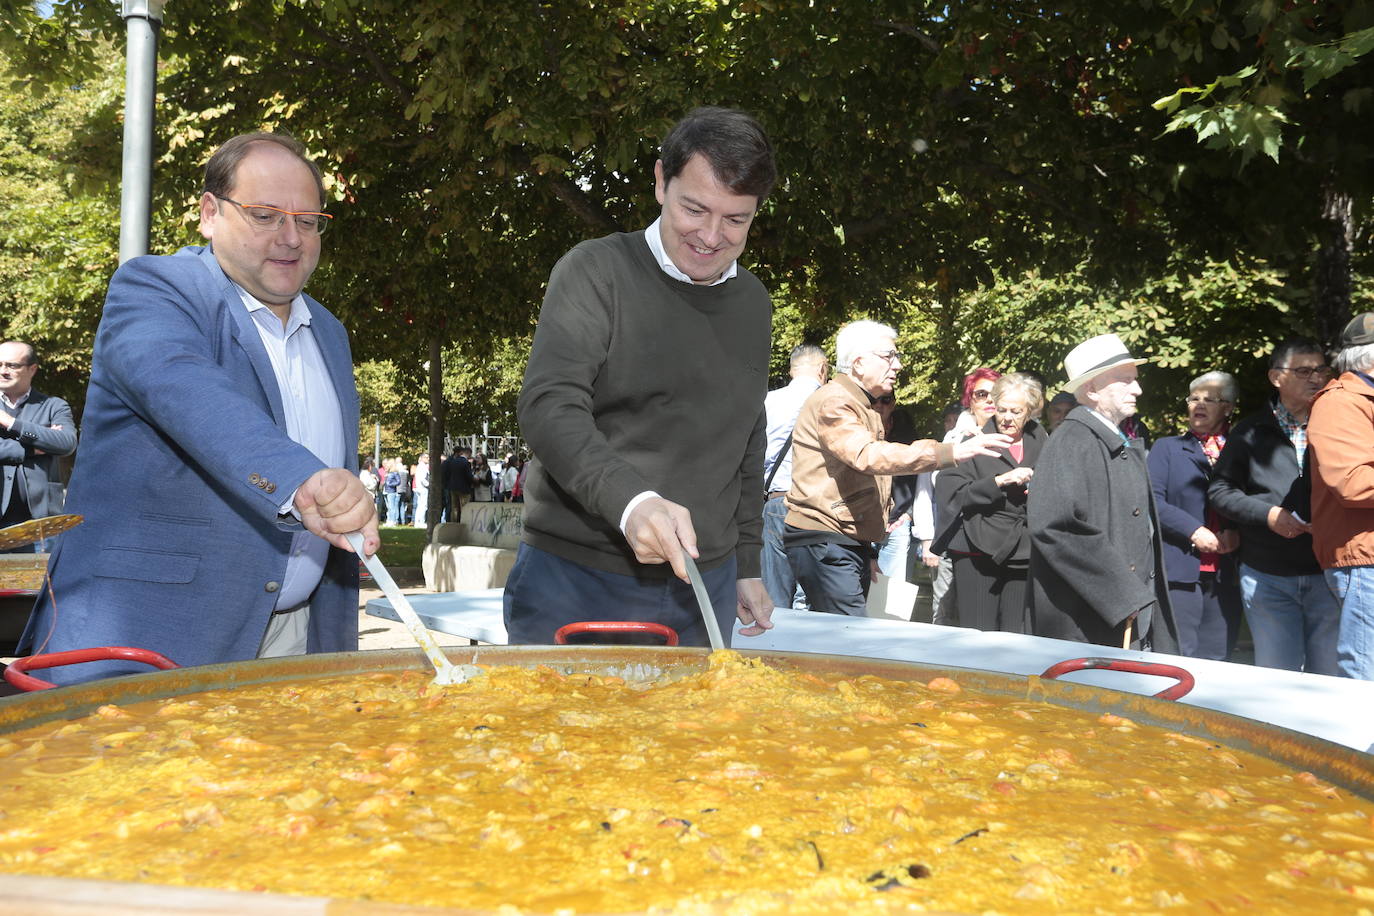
[355,570,481,651]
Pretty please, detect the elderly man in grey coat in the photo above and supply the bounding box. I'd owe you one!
[1027,334,1179,653]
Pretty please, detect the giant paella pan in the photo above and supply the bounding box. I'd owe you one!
[1,645,1371,914]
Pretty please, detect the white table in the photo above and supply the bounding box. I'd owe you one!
[367,592,1374,753]
[367,590,509,645]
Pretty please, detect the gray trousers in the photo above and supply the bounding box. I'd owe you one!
[930,555,956,625]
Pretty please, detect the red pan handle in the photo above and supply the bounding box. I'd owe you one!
[553,621,680,646]
[1039,656,1195,701]
[3,647,181,692]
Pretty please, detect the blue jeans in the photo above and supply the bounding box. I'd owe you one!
[760,496,807,610]
[1239,563,1341,675]
[877,517,912,581]
[384,492,400,525]
[1324,566,1374,680]
[760,496,796,609]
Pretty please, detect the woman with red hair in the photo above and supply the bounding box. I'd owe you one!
[930,367,1002,624]
[957,367,1002,436]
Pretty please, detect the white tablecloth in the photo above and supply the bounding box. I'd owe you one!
[367,592,1374,753]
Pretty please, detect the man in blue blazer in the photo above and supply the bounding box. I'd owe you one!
[19,133,379,684]
[0,341,78,549]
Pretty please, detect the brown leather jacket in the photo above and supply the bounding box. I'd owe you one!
[784,374,956,542]
[1309,372,1374,569]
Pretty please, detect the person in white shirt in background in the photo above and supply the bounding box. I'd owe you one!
[500,454,520,502]
[760,344,828,609]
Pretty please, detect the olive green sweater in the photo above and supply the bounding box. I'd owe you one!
[518,230,770,578]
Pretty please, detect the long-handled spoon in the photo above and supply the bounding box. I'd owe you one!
[346,531,474,685]
[682,553,725,651]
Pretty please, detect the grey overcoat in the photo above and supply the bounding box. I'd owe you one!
[1027,406,1178,653]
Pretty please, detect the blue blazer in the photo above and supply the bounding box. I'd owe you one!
[1147,433,1235,585]
[20,246,361,683]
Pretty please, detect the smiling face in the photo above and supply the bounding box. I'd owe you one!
[199,142,323,307]
[1084,363,1142,425]
[654,154,758,284]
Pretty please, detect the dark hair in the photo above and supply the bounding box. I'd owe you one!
[203,132,326,209]
[1269,337,1325,371]
[0,341,36,366]
[1049,391,1077,408]
[960,367,1001,408]
[660,107,776,201]
[941,402,963,420]
[888,407,918,445]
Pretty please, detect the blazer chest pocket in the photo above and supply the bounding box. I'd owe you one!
[94,547,199,584]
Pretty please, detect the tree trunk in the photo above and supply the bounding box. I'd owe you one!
[426,333,445,541]
[1313,172,1353,351]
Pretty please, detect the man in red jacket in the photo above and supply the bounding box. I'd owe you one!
[1308,312,1374,681]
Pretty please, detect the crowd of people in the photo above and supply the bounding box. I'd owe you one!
[763,324,1374,682]
[12,109,1373,690]
[358,449,527,527]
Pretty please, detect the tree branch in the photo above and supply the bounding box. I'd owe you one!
[277,7,414,107]
[873,19,942,54]
[510,149,623,234]
[948,160,1107,232]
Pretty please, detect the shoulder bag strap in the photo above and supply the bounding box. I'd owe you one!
[763,430,794,493]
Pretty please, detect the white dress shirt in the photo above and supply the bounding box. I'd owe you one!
[644,216,738,287]
[236,286,346,611]
[619,220,743,531]
[763,376,822,493]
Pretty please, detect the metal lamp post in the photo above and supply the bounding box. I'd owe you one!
[118,0,166,265]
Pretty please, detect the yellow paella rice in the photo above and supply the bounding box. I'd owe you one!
[0,651,1370,914]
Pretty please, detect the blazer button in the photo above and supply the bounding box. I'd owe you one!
[265,581,281,593]
[265,483,277,494]
[1132,507,1141,516]
[1129,564,1137,572]
[249,473,261,484]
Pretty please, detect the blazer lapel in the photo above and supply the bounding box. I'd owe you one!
[197,246,289,428]
[1181,434,1210,473]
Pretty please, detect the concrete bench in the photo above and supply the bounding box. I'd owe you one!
[421,503,524,592]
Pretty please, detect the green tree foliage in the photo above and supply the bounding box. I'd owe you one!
[1149,1,1374,342]
[2,0,1370,436]
[0,45,124,410]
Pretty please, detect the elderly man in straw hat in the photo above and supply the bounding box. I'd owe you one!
[1027,334,1179,653]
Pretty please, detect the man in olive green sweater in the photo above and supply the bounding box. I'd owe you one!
[506,107,777,647]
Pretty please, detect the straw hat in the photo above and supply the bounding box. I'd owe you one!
[1062,333,1147,393]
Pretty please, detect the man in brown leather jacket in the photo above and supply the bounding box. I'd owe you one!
[784,321,1008,615]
